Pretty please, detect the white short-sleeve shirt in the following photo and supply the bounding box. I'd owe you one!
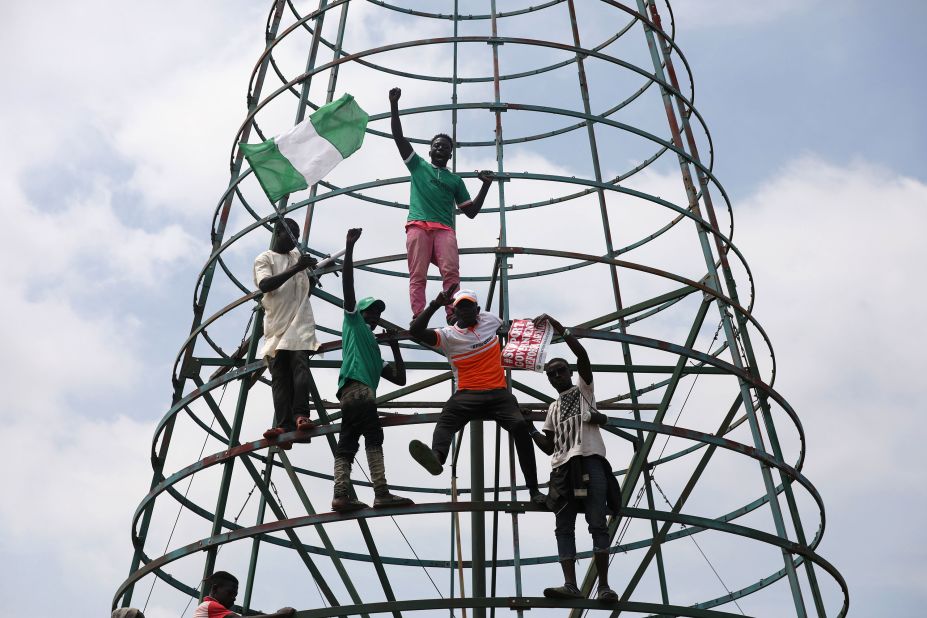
[542,376,606,469]
[254,249,320,359]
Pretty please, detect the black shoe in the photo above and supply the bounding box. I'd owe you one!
[409,440,443,475]
[597,586,619,601]
[543,583,582,599]
[332,496,369,512]
[529,489,548,508]
[373,493,414,507]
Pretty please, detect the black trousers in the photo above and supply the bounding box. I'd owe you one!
[267,349,312,431]
[432,388,539,491]
[336,380,384,458]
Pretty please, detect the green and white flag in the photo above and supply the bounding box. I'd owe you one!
[240,93,368,202]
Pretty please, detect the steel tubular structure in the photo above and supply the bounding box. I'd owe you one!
[116,1,847,616]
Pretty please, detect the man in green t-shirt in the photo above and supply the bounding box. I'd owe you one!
[332,227,414,512]
[389,87,495,324]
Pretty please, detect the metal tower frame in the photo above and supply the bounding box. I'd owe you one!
[115,1,848,616]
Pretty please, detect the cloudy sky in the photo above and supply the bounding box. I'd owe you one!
[1,1,925,617]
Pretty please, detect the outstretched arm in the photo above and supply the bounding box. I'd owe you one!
[389,88,414,161]
[409,285,457,347]
[258,254,317,293]
[381,332,407,386]
[534,314,592,385]
[342,228,362,312]
[459,170,495,219]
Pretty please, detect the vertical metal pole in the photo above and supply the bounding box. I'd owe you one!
[452,0,460,177]
[489,424,502,618]
[120,1,289,606]
[469,421,486,618]
[507,434,524,616]
[449,433,464,618]
[634,1,807,614]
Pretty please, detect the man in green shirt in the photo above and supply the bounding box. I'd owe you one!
[332,227,413,512]
[389,86,495,324]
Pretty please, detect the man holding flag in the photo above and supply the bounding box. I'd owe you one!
[242,94,369,444]
[254,218,320,446]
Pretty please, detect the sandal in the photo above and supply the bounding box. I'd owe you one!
[263,427,285,440]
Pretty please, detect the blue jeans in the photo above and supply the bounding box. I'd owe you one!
[554,457,609,560]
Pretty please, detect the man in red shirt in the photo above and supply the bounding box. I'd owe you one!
[408,288,545,505]
[193,571,295,618]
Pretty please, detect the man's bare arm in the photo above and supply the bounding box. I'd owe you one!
[389,88,414,161]
[258,254,316,293]
[533,429,555,456]
[380,332,407,386]
[409,286,456,347]
[342,228,362,312]
[534,313,592,385]
[459,170,495,219]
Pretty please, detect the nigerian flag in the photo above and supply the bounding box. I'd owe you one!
[240,93,368,202]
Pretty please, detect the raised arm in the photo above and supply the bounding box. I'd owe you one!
[380,332,407,386]
[258,254,317,293]
[459,170,495,219]
[389,88,414,161]
[534,313,592,385]
[409,285,456,347]
[342,228,362,312]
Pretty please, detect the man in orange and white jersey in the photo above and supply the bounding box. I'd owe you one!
[408,288,545,505]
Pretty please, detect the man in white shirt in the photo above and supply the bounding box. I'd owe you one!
[254,218,321,446]
[531,314,621,602]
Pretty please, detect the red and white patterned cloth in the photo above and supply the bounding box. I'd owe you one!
[501,318,553,372]
[193,597,235,618]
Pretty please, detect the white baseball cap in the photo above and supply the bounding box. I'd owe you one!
[452,288,479,306]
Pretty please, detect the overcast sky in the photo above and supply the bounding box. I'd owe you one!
[1,1,925,617]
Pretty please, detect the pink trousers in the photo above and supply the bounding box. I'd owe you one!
[406,225,460,318]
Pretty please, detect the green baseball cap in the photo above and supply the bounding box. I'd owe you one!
[356,296,386,312]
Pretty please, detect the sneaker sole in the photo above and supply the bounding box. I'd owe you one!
[543,588,583,599]
[409,440,443,475]
[332,502,369,512]
[373,497,414,508]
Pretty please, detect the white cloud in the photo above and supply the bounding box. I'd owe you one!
[734,155,927,613]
